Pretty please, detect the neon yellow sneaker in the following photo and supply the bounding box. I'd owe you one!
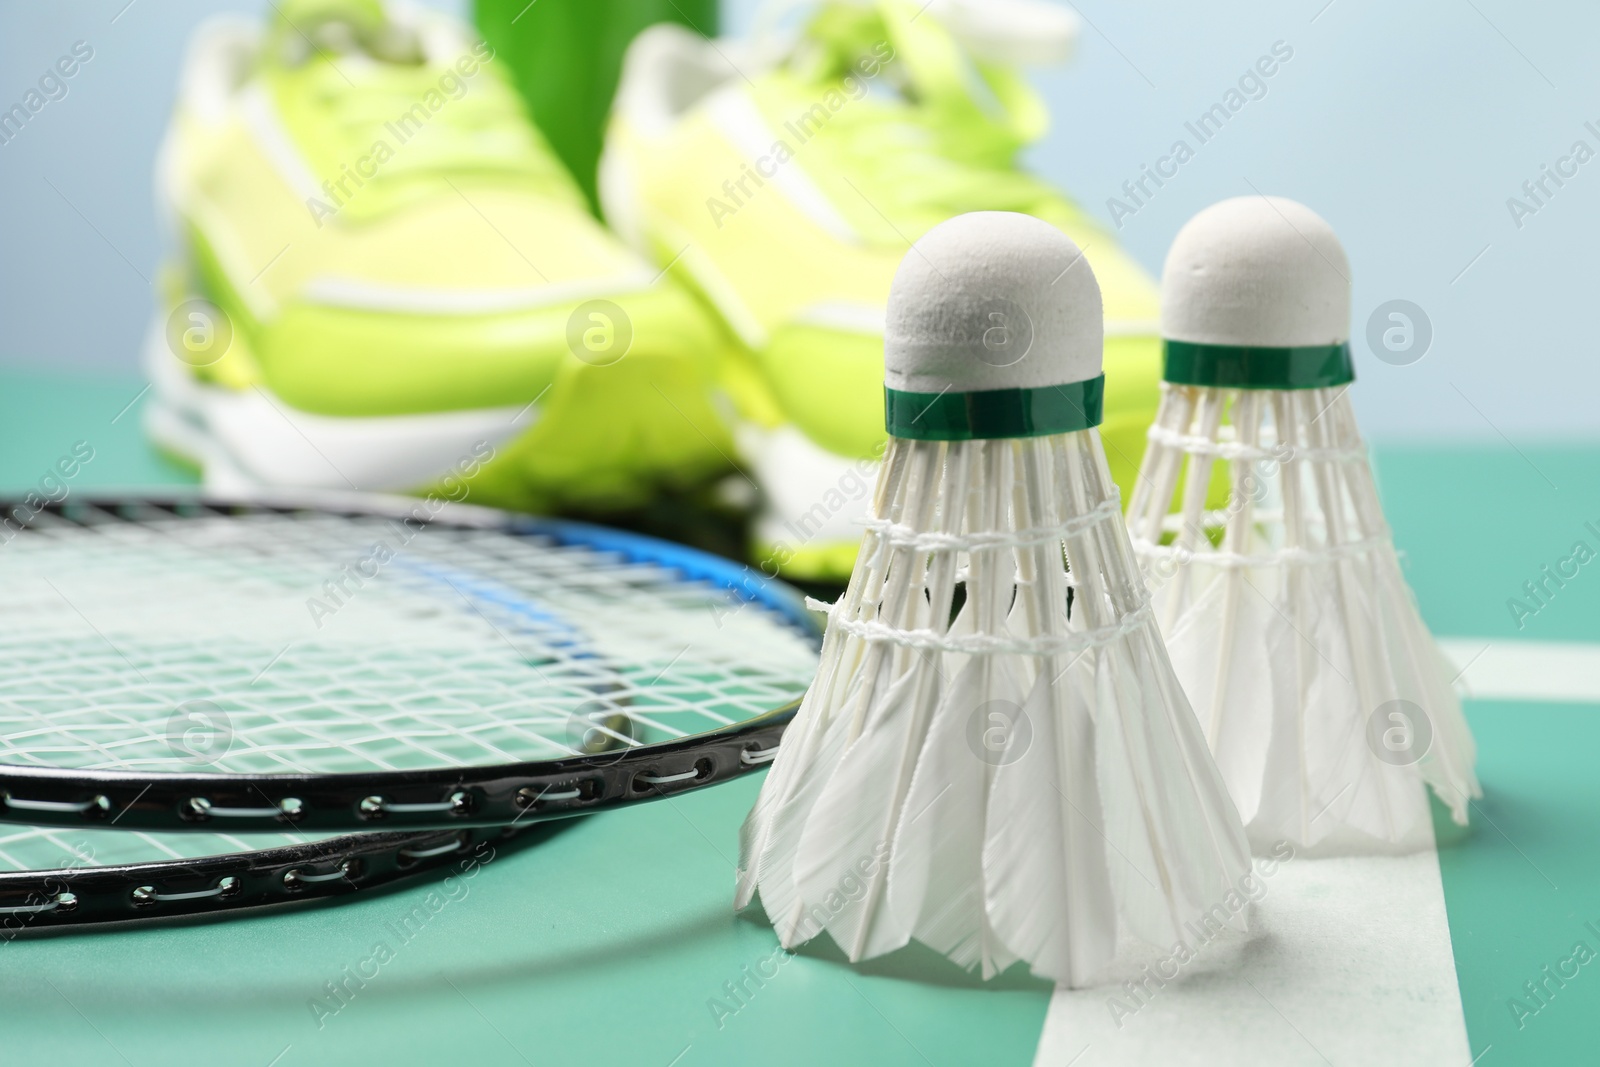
[602,0,1163,580]
[149,0,733,512]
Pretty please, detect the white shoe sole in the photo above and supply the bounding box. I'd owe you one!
[738,422,876,555]
[142,315,536,493]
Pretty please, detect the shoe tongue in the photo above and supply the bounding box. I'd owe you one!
[272,0,385,38]
[924,0,1077,67]
[268,0,421,66]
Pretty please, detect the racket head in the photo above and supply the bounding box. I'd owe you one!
[0,491,819,834]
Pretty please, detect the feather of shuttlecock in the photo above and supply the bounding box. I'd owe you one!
[1125,196,1480,855]
[738,211,1251,987]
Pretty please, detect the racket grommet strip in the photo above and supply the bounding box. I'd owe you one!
[2,793,112,818]
[633,761,711,791]
[284,862,356,891]
[396,833,468,865]
[131,876,241,907]
[514,784,585,810]
[739,746,780,766]
[358,792,474,819]
[184,797,306,822]
[0,891,77,917]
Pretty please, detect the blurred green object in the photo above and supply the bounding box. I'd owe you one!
[475,0,717,214]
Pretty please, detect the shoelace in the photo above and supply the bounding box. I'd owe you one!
[304,64,567,191]
[267,0,574,206]
[787,0,1066,226]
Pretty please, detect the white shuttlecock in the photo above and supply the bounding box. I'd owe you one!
[737,211,1251,988]
[1124,196,1481,854]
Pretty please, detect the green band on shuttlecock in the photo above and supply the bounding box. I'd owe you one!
[884,376,1104,441]
[1162,340,1355,389]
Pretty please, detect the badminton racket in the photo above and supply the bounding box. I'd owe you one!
[0,491,818,921]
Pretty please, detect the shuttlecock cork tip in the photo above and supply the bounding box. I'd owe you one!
[1162,196,1350,348]
[884,211,1103,395]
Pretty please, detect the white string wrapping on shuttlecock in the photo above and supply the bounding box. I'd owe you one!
[839,492,1120,599]
[1128,532,1390,571]
[1126,383,1481,854]
[1145,421,1365,464]
[812,598,1154,657]
[857,494,1122,553]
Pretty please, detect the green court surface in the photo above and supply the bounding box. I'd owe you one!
[0,368,1595,1066]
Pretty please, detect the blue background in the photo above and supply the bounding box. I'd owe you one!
[1,0,1595,444]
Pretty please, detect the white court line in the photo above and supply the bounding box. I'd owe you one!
[1033,841,1470,1066]
[1034,637,1595,1065]
[1440,638,1600,705]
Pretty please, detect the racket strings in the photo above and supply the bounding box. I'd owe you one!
[0,508,817,777]
[0,822,317,872]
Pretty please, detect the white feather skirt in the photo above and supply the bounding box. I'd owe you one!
[737,430,1251,988]
[1124,384,1481,854]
